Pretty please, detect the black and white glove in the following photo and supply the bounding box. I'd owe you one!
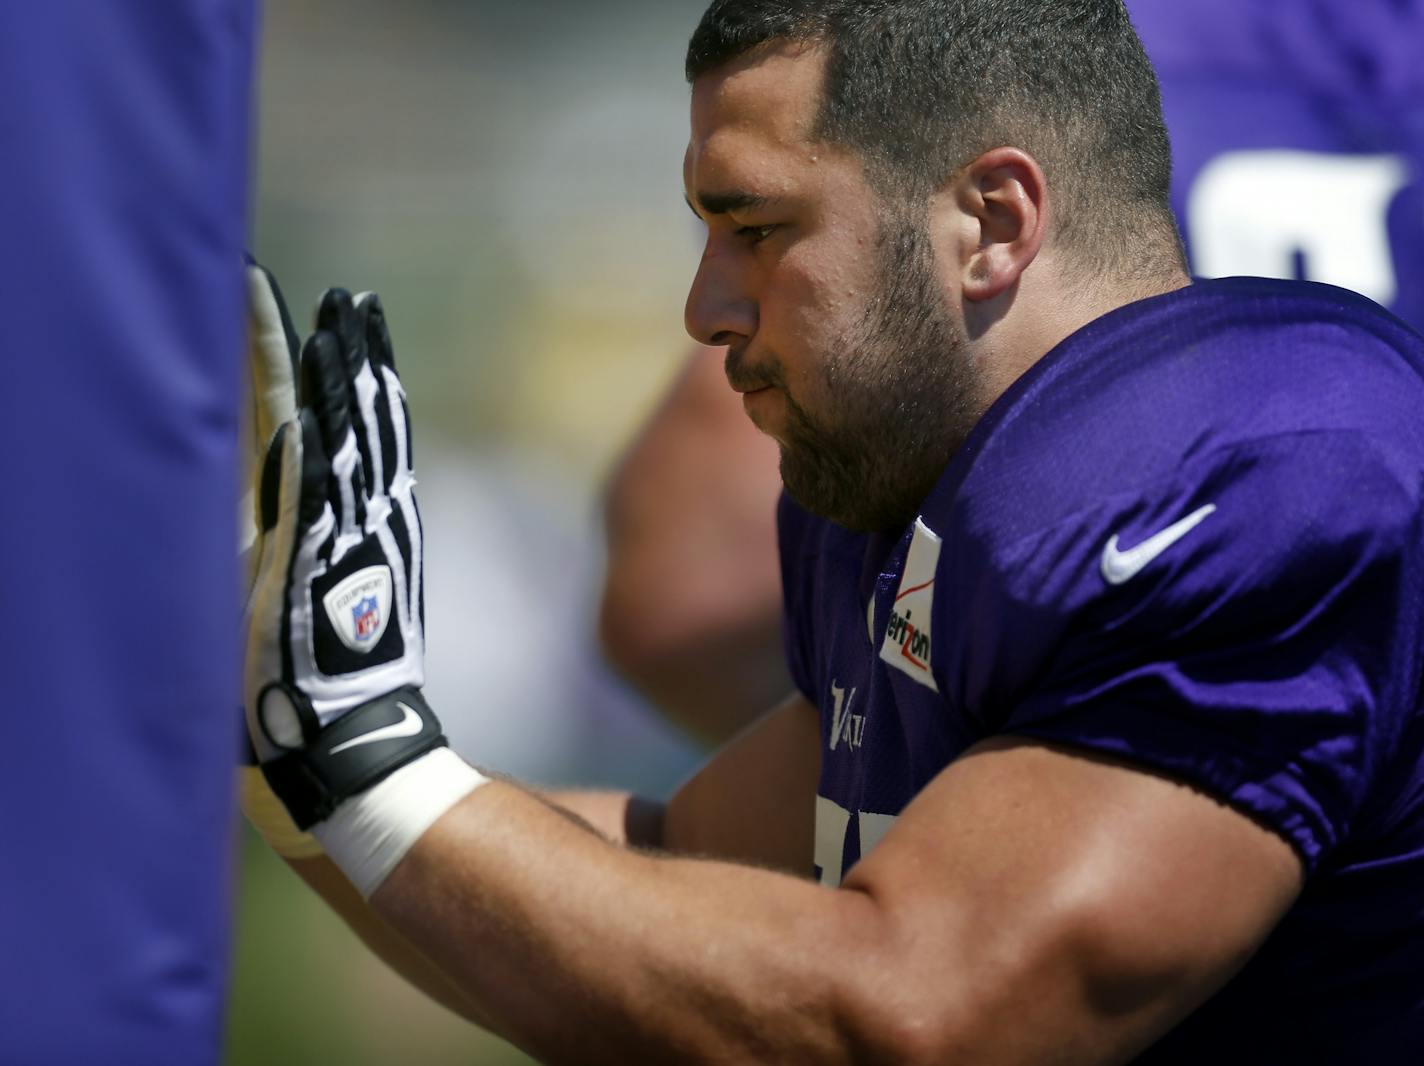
[240,258,301,565]
[244,284,485,893]
[238,259,324,860]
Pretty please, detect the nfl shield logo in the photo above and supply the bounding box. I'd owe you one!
[352,595,380,641]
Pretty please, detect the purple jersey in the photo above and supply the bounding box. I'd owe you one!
[781,277,1424,1061]
[1130,0,1424,331]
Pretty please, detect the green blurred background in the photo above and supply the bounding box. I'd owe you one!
[227,2,713,1062]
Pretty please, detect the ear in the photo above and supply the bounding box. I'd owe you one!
[948,147,1048,303]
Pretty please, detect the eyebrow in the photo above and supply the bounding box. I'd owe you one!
[685,191,780,219]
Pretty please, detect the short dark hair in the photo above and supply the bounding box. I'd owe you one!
[686,0,1185,277]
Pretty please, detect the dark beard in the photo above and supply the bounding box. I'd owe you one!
[775,218,981,532]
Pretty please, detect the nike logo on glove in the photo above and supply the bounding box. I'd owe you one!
[1101,503,1216,586]
[328,702,423,755]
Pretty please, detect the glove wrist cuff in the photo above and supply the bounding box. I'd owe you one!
[238,765,324,859]
[260,685,447,830]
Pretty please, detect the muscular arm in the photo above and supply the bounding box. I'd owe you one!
[599,346,789,742]
[361,732,1301,1064]
[543,691,819,870]
[281,694,820,1032]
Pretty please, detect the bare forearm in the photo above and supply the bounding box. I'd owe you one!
[276,699,825,1056]
[372,781,884,1065]
[284,854,492,1029]
[535,788,664,849]
[278,787,662,1032]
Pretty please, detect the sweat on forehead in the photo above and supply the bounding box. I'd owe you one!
[683,45,853,218]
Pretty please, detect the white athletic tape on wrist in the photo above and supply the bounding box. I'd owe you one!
[312,747,488,898]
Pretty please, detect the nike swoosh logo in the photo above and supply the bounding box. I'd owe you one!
[328,702,423,755]
[1101,503,1217,586]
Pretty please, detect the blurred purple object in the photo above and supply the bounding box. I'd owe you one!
[1131,0,1424,330]
[0,2,255,1063]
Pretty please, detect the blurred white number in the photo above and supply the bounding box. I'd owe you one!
[814,795,897,887]
[1187,150,1409,306]
[815,795,852,886]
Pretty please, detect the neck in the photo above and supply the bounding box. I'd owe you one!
[965,250,1190,409]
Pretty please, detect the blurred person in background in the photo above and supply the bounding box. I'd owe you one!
[598,0,1424,744]
[599,343,789,742]
[238,1,1424,1061]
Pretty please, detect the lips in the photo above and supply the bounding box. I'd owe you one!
[724,346,780,395]
[726,365,779,394]
[740,384,781,422]
[726,363,776,394]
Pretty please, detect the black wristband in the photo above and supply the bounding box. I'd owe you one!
[259,685,447,830]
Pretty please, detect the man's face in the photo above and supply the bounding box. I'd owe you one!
[683,45,983,532]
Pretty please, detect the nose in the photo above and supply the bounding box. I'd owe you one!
[684,240,756,347]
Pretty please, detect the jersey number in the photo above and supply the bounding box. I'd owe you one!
[814,795,897,887]
[1187,150,1408,307]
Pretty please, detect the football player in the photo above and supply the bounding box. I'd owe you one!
[243,1,1424,1061]
[598,0,1424,746]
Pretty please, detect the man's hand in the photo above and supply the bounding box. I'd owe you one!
[243,283,484,894]
[239,258,301,563]
[238,260,321,859]
[245,287,426,739]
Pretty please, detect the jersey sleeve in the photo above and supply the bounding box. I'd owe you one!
[963,431,1424,872]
